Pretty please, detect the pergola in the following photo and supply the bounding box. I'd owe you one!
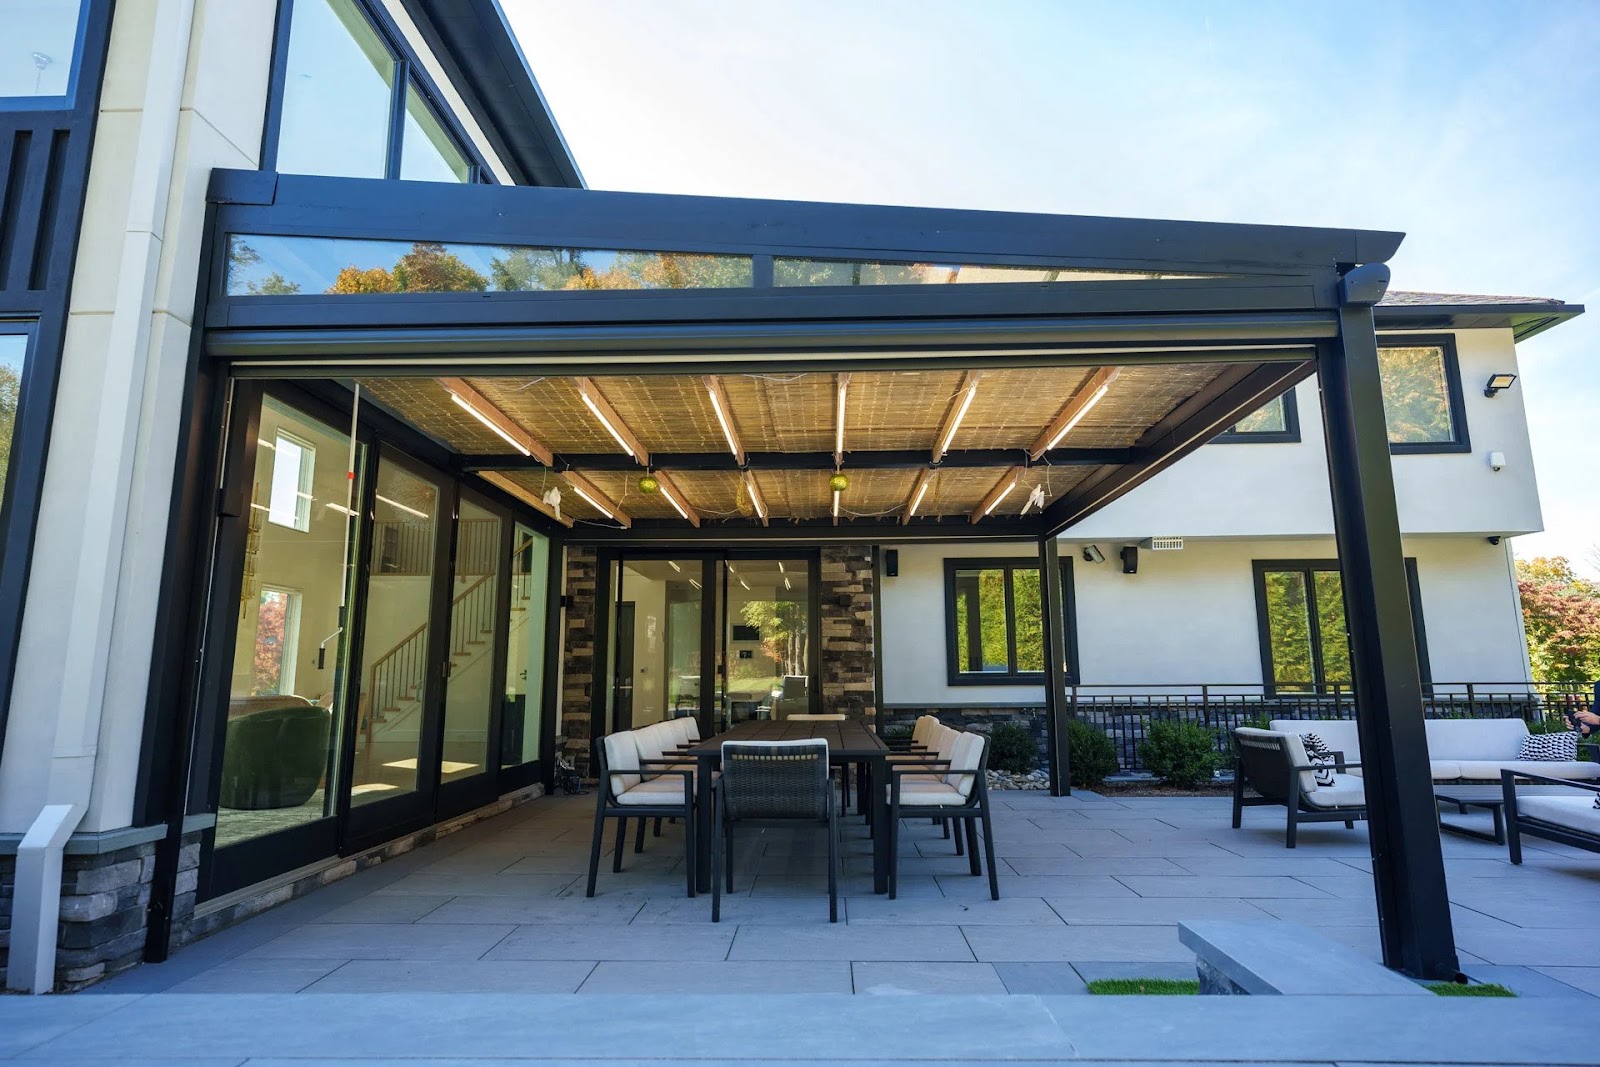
[169,170,1456,976]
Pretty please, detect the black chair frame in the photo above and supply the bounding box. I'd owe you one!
[1231,730,1366,848]
[585,736,696,899]
[886,735,999,901]
[1502,769,1600,864]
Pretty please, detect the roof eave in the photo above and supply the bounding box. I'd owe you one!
[1375,302,1584,342]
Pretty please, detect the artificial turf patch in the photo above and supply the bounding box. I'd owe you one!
[1085,978,1200,995]
[1425,981,1515,997]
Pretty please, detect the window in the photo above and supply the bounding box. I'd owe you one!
[944,557,1075,685]
[266,431,315,532]
[0,331,29,540]
[1379,336,1469,453]
[1253,559,1429,695]
[253,587,303,696]
[1215,389,1301,444]
[270,0,478,183]
[1,1,85,102]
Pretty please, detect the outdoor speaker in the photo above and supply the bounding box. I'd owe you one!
[1120,546,1139,574]
[884,549,899,577]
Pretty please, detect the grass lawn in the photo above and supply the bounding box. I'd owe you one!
[1086,978,1200,995]
[1425,982,1515,997]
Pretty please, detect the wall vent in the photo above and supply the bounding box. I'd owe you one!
[1140,536,1185,551]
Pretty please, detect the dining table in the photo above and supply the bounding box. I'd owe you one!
[682,718,891,894]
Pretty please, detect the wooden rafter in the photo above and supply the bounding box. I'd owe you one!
[1028,366,1121,459]
[901,468,936,525]
[477,472,573,528]
[575,376,651,466]
[833,372,851,468]
[562,470,632,528]
[440,378,554,466]
[970,466,1023,524]
[651,470,701,528]
[743,470,769,526]
[703,374,745,465]
[931,370,983,463]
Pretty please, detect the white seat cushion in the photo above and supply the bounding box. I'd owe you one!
[1452,760,1600,781]
[604,731,642,795]
[1302,772,1366,809]
[633,723,670,767]
[1517,795,1600,835]
[897,781,965,807]
[944,732,984,796]
[615,776,691,806]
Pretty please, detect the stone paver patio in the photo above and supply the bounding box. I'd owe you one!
[84,788,1600,999]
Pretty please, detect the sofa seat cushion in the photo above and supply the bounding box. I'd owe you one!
[1302,773,1366,809]
[1518,796,1600,836]
[1452,760,1600,781]
[615,777,691,806]
[1343,761,1464,780]
[896,780,966,807]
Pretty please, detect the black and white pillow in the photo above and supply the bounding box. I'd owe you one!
[1299,732,1337,787]
[1518,731,1578,762]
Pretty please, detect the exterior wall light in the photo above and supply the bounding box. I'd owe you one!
[1082,544,1105,564]
[1484,373,1517,397]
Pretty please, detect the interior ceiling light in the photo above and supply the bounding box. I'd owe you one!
[739,577,751,591]
[690,578,702,589]
[376,494,429,520]
[450,391,531,457]
[323,502,357,517]
[784,576,792,591]
[668,560,682,572]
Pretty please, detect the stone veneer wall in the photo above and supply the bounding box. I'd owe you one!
[561,546,599,773]
[819,546,877,720]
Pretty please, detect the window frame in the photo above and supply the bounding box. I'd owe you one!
[0,323,36,531]
[265,428,316,531]
[0,0,93,111]
[259,0,491,184]
[254,584,303,696]
[1378,333,1471,455]
[1213,387,1301,444]
[1252,558,1431,697]
[943,556,1078,686]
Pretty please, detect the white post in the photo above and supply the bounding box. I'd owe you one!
[5,804,82,994]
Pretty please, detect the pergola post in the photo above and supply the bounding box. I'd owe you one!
[1040,535,1072,796]
[1318,264,1459,979]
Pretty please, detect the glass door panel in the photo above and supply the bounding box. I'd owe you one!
[614,559,705,730]
[216,397,362,848]
[350,458,441,806]
[723,559,812,724]
[501,523,550,767]
[439,496,504,783]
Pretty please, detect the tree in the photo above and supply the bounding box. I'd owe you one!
[1378,346,1452,443]
[252,592,288,695]
[1516,556,1600,682]
[247,272,301,296]
[325,242,488,295]
[0,362,19,496]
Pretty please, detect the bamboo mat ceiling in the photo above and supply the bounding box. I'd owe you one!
[355,361,1239,525]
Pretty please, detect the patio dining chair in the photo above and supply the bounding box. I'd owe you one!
[712,738,840,922]
[887,730,999,900]
[585,729,696,898]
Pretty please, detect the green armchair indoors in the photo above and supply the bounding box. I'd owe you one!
[219,696,333,809]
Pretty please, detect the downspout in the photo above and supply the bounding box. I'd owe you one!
[5,0,197,993]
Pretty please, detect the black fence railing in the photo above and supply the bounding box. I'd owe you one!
[1065,681,1595,774]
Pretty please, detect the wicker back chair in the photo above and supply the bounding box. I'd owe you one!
[712,738,839,922]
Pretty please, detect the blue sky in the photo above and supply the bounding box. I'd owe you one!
[507,0,1599,575]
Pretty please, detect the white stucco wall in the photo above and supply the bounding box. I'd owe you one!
[1069,329,1542,541]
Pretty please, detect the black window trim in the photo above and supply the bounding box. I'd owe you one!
[1378,332,1471,456]
[1252,557,1431,697]
[943,555,1078,687]
[260,0,494,184]
[1213,386,1302,444]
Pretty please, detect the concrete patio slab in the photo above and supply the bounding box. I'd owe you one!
[728,923,976,961]
[484,923,736,961]
[851,961,1007,994]
[962,923,1193,963]
[300,959,598,993]
[240,922,516,960]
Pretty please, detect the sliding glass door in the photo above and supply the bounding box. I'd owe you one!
[721,557,815,730]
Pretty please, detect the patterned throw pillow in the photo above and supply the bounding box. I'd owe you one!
[1518,732,1578,762]
[1299,732,1337,787]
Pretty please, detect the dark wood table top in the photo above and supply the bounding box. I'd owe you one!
[684,719,888,759]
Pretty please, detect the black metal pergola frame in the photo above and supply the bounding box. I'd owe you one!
[149,170,1458,977]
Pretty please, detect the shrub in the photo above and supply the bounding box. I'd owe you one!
[1140,719,1221,788]
[987,722,1039,775]
[882,724,914,741]
[1067,720,1120,789]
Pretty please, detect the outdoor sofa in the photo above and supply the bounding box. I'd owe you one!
[1268,717,1600,784]
[1501,769,1600,863]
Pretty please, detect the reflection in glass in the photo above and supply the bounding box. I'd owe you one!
[216,398,361,848]
[1229,395,1287,435]
[501,524,549,767]
[724,560,810,727]
[1,1,83,99]
[439,498,503,783]
[0,333,27,540]
[1379,346,1456,444]
[276,0,397,179]
[225,234,753,296]
[1263,570,1315,693]
[775,258,1221,286]
[351,460,438,806]
[615,560,704,731]
[953,567,1010,674]
[1313,572,1351,688]
[400,83,472,183]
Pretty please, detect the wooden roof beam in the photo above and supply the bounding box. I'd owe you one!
[477,471,573,528]
[1029,366,1121,459]
[651,470,701,528]
[562,470,632,528]
[442,378,554,466]
[704,374,745,465]
[575,376,651,466]
[901,468,935,525]
[932,371,983,463]
[970,466,1023,524]
[833,372,851,468]
[743,470,769,527]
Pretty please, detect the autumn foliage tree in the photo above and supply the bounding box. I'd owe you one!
[1516,556,1600,682]
[326,242,488,294]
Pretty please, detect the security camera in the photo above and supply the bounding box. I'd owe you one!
[1487,536,1502,546]
[1082,544,1105,564]
[1487,451,1506,472]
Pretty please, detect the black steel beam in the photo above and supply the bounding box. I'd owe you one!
[1040,359,1316,536]
[565,516,1045,546]
[459,447,1133,473]
[1319,291,1459,980]
[1040,536,1072,796]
